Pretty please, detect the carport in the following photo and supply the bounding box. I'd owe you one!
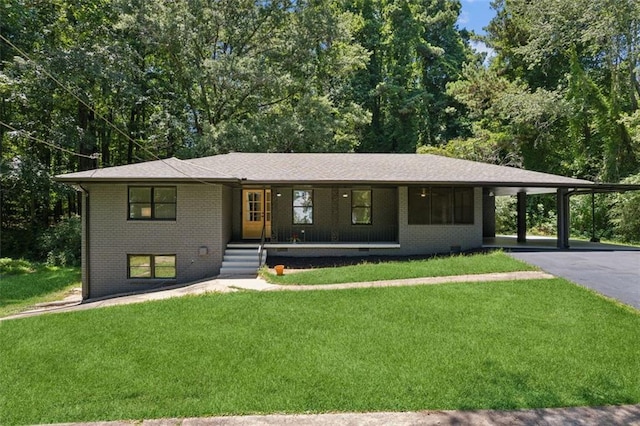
[482,183,640,250]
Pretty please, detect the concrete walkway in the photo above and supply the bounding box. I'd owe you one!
[49,404,640,426]
[2,271,554,321]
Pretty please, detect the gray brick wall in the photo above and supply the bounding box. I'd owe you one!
[85,183,226,299]
[82,183,483,297]
[396,186,483,255]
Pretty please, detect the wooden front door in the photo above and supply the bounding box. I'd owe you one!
[242,189,271,239]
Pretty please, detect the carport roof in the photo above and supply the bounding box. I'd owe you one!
[56,152,604,193]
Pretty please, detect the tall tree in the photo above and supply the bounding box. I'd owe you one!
[349,0,472,153]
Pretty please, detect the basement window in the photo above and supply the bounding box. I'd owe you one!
[128,254,176,279]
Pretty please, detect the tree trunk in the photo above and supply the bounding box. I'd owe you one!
[78,102,98,171]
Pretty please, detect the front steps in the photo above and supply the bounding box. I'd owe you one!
[218,244,267,277]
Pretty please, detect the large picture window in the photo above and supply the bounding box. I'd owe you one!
[293,189,313,224]
[431,187,453,224]
[408,187,431,225]
[351,190,372,225]
[454,188,474,224]
[408,187,474,225]
[129,187,176,220]
[128,254,176,279]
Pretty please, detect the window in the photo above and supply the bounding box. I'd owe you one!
[408,187,431,225]
[431,187,453,224]
[128,255,176,279]
[352,190,372,225]
[293,189,313,224]
[454,188,474,224]
[129,187,176,220]
[408,186,474,225]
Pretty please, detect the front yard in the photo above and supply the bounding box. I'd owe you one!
[1,276,639,425]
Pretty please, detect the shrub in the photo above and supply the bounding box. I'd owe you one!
[0,258,34,275]
[528,200,557,236]
[495,196,517,234]
[38,215,81,266]
[610,173,640,243]
[570,193,614,241]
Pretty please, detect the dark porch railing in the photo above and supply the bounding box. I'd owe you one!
[270,225,398,243]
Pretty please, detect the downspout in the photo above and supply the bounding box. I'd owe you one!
[78,184,90,300]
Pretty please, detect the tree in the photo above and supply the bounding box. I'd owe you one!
[349,0,472,153]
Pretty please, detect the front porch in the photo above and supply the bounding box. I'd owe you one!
[231,186,400,244]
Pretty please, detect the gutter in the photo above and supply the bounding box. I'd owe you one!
[78,184,90,300]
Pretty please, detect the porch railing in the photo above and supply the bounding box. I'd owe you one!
[270,225,398,243]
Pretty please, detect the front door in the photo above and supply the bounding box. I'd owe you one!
[242,189,271,239]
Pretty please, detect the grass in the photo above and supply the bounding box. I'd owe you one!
[1,278,639,425]
[264,251,536,285]
[0,258,81,317]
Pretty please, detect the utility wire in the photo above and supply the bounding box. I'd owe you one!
[0,33,227,185]
[0,120,97,159]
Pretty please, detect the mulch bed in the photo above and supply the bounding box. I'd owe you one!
[266,248,490,270]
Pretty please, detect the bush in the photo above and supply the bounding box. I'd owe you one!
[495,196,517,234]
[38,215,81,266]
[528,199,556,236]
[0,258,35,275]
[570,193,614,241]
[610,173,640,243]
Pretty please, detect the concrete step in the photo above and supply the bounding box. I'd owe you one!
[222,261,260,268]
[227,243,260,249]
[219,267,260,276]
[224,253,259,260]
[224,249,259,256]
[219,244,267,277]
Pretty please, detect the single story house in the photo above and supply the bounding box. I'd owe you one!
[56,153,620,299]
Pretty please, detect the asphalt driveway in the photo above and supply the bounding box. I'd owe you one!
[509,251,640,310]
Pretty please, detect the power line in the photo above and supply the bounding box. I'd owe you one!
[0,120,97,159]
[0,33,224,186]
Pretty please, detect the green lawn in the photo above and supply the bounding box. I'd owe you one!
[0,258,81,317]
[1,278,639,425]
[264,251,536,285]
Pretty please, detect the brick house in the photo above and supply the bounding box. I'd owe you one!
[56,153,596,299]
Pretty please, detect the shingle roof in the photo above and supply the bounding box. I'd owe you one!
[55,153,593,190]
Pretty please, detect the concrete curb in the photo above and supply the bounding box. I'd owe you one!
[46,404,640,425]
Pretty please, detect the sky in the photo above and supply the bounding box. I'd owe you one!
[457,0,496,35]
[457,0,496,58]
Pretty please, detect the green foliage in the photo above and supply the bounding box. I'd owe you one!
[2,279,640,424]
[527,200,557,236]
[495,196,517,234]
[417,126,520,166]
[482,0,639,181]
[38,216,81,266]
[350,0,473,152]
[570,193,614,241]
[0,258,34,275]
[610,173,640,243]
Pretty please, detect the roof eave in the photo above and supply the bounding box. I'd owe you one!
[240,179,593,187]
[54,177,240,184]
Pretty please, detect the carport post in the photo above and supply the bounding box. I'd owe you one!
[517,191,527,243]
[556,188,570,249]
